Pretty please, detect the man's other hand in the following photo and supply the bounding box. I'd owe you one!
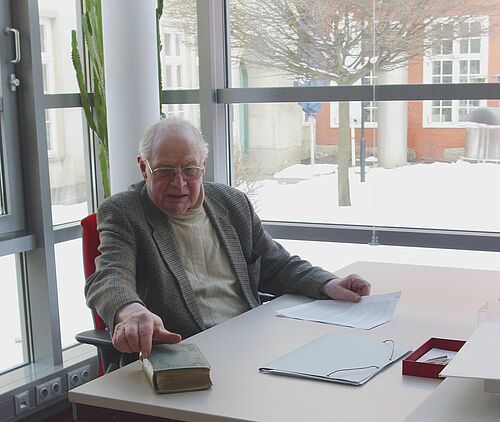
[322,274,371,302]
[112,302,182,357]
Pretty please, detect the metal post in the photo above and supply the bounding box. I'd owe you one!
[360,101,366,182]
[309,113,316,165]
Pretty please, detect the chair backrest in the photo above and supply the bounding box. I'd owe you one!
[81,213,121,375]
[81,213,106,332]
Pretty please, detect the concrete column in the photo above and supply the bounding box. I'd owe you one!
[102,0,160,194]
[377,65,408,168]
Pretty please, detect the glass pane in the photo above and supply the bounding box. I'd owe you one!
[175,34,182,57]
[230,100,499,232]
[163,33,171,55]
[471,38,481,54]
[460,60,468,74]
[39,22,47,53]
[230,0,377,88]
[55,239,93,349]
[442,61,453,74]
[460,39,468,54]
[0,255,27,373]
[432,107,441,122]
[165,64,173,87]
[47,108,89,225]
[431,41,440,56]
[280,239,500,273]
[160,0,199,89]
[470,21,481,37]
[459,107,469,122]
[38,0,80,93]
[442,39,453,55]
[470,60,480,74]
[228,1,497,88]
[177,65,183,87]
[161,104,200,124]
[442,107,452,121]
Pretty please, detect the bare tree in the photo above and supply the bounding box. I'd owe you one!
[164,0,495,205]
[231,0,495,206]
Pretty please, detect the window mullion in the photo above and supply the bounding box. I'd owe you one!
[14,0,63,366]
[197,0,228,184]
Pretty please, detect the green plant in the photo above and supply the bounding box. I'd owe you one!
[156,0,165,117]
[71,0,109,198]
[72,1,165,198]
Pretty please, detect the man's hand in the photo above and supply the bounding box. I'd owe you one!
[112,302,182,357]
[322,274,371,302]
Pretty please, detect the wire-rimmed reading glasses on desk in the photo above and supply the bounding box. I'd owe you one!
[325,339,395,379]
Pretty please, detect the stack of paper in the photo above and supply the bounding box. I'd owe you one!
[276,292,401,329]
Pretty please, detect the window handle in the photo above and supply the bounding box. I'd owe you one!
[4,27,21,64]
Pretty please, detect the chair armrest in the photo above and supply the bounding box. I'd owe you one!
[75,329,113,348]
[259,292,276,303]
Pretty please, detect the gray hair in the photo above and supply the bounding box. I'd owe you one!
[138,117,209,161]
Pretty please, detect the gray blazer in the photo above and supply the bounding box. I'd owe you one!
[85,181,335,339]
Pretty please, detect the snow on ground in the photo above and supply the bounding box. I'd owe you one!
[273,163,336,179]
[248,161,500,232]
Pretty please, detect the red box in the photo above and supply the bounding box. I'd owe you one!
[402,338,466,379]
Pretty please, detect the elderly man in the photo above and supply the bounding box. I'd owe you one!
[85,117,370,366]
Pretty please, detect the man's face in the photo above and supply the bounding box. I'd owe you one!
[138,128,206,215]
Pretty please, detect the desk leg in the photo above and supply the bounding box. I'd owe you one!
[72,403,182,422]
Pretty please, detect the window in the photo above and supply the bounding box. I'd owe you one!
[159,0,199,90]
[423,17,489,126]
[0,255,27,374]
[0,0,96,386]
[159,0,200,122]
[330,72,379,129]
[226,1,500,235]
[55,239,92,349]
[47,108,89,226]
[360,74,378,124]
[230,100,500,232]
[162,36,186,89]
[40,18,58,155]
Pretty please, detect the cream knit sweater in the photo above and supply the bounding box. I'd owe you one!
[166,189,250,328]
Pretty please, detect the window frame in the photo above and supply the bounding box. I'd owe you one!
[0,0,97,382]
[0,0,26,236]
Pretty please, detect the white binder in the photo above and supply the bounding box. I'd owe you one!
[260,333,411,386]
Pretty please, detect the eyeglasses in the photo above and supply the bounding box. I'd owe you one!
[145,160,204,181]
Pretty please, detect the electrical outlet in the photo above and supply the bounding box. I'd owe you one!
[36,376,63,404]
[14,390,33,416]
[67,364,91,389]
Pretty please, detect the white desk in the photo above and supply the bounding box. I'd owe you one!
[405,378,500,421]
[69,261,500,422]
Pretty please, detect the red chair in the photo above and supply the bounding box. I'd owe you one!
[75,213,117,374]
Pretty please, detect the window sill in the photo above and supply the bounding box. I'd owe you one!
[0,344,97,397]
